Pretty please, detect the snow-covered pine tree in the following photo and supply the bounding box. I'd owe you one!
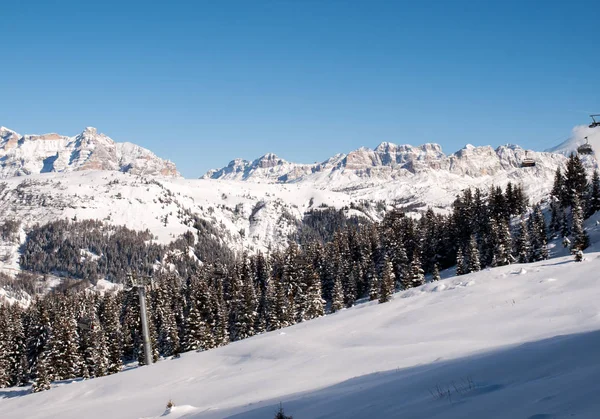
[25,298,52,381]
[330,272,345,313]
[100,293,123,375]
[0,307,10,388]
[588,169,600,217]
[411,251,426,287]
[455,247,466,276]
[153,277,181,358]
[211,279,230,347]
[79,299,109,378]
[571,193,590,252]
[46,296,82,381]
[304,270,325,320]
[31,349,51,393]
[342,265,358,308]
[378,256,395,303]
[516,216,531,264]
[529,204,548,261]
[6,305,28,387]
[254,252,271,334]
[494,217,513,266]
[467,235,481,273]
[367,261,379,301]
[431,262,441,281]
[183,304,212,352]
[551,167,565,206]
[564,153,588,207]
[561,210,570,238]
[549,200,560,235]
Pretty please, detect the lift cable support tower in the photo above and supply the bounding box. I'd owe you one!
[126,272,155,367]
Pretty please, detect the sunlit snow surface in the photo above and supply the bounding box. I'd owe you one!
[2,248,600,418]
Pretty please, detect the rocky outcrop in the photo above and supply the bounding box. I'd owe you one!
[0,126,179,178]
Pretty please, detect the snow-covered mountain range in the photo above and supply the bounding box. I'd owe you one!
[204,121,600,187]
[0,124,597,281]
[0,126,179,178]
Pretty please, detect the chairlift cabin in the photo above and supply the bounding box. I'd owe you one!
[589,114,600,129]
[577,136,594,155]
[521,151,535,168]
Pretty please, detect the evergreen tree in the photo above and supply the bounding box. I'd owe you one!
[46,297,82,381]
[100,293,123,375]
[455,247,466,276]
[561,210,570,238]
[211,279,230,346]
[467,235,481,273]
[304,270,324,320]
[0,307,10,388]
[367,261,379,301]
[431,263,441,281]
[25,298,52,380]
[31,349,51,393]
[379,257,395,303]
[79,301,109,378]
[564,153,588,207]
[551,167,565,205]
[571,194,590,252]
[530,205,548,261]
[330,273,345,313]
[183,304,212,351]
[588,169,600,217]
[403,251,424,289]
[549,200,560,234]
[493,218,512,267]
[516,217,531,264]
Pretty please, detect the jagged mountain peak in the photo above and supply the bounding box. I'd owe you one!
[202,136,585,188]
[0,125,180,179]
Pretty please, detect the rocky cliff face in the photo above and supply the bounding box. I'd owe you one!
[203,141,568,185]
[0,126,179,178]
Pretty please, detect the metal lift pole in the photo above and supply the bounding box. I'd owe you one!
[137,283,153,366]
[129,273,153,366]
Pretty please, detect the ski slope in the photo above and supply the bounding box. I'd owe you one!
[3,249,600,419]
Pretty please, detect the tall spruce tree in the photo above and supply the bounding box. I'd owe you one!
[330,273,345,313]
[571,194,590,252]
[431,262,441,281]
[467,235,481,273]
[379,257,395,303]
[588,169,600,217]
[100,293,123,374]
[516,217,531,264]
[455,247,466,276]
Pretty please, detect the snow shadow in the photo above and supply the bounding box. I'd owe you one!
[213,330,600,419]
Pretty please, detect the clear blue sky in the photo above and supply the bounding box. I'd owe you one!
[1,0,598,177]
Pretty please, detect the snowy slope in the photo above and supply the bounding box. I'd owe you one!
[0,126,179,178]
[0,171,357,276]
[2,252,600,418]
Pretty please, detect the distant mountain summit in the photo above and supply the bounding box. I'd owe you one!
[202,141,568,185]
[0,126,179,178]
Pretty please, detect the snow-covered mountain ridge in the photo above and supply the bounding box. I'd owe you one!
[203,124,600,190]
[204,141,565,184]
[0,126,179,178]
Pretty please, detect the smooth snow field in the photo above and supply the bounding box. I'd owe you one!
[3,254,600,419]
